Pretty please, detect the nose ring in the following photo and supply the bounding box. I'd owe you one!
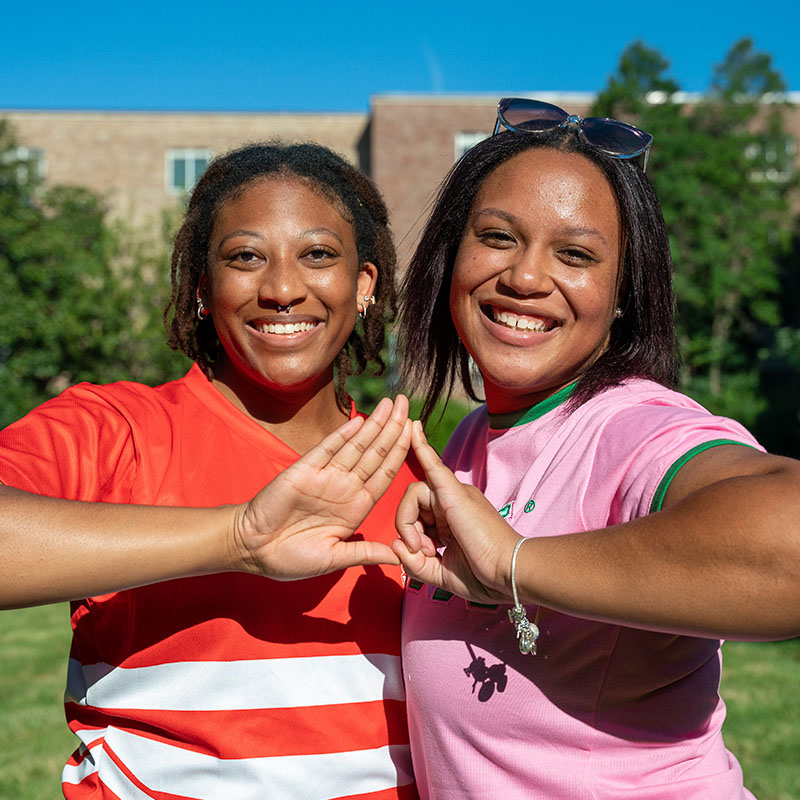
[276,303,292,313]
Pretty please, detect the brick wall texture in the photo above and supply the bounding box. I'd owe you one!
[5,110,368,226]
[4,95,799,276]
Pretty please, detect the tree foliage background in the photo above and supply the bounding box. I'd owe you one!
[593,37,800,456]
[0,120,188,428]
[2,41,799,454]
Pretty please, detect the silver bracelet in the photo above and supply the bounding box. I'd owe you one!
[507,537,540,655]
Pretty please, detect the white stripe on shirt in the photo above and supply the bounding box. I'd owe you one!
[66,653,404,710]
[65,726,414,800]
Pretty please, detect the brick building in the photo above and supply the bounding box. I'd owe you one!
[369,93,596,264]
[3,109,368,224]
[3,93,799,269]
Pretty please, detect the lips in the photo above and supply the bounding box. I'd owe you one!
[249,319,319,335]
[486,306,558,333]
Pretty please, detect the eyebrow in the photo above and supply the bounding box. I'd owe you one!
[555,225,609,245]
[471,208,609,245]
[216,227,345,250]
[303,227,345,245]
[217,229,262,249]
[472,207,519,225]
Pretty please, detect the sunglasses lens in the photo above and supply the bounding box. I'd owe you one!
[580,118,653,156]
[498,98,567,132]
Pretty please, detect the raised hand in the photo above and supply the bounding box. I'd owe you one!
[392,421,521,604]
[231,395,412,579]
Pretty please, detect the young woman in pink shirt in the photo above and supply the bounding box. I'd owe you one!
[394,99,800,799]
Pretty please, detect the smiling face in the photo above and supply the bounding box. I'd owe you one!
[201,176,376,404]
[449,147,622,414]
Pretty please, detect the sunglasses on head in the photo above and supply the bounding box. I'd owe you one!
[493,98,653,172]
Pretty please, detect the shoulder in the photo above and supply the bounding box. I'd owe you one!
[20,368,200,442]
[565,379,754,444]
[73,364,199,409]
[0,368,198,499]
[577,379,761,520]
[594,379,757,444]
[577,378,706,416]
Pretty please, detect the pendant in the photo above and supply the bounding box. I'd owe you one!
[508,605,539,655]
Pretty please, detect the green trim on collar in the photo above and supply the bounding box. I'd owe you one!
[649,439,757,513]
[488,382,578,430]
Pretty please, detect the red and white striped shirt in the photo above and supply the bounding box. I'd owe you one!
[0,365,418,800]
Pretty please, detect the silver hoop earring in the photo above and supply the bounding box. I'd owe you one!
[358,295,375,321]
[196,298,207,321]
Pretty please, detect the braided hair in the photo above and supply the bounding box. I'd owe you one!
[165,141,397,410]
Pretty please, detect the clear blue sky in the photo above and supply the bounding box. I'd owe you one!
[3,0,797,112]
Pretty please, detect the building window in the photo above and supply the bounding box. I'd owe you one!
[454,132,490,161]
[746,135,797,183]
[1,146,47,185]
[165,148,212,194]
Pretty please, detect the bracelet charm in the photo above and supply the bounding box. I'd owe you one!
[508,537,540,656]
[508,605,539,655]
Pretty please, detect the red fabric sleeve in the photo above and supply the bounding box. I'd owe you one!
[0,383,138,502]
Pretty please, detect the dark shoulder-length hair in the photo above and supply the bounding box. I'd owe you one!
[165,141,397,410]
[399,129,678,423]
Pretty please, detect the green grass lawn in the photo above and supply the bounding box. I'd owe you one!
[0,604,75,799]
[720,638,800,799]
[1,605,797,799]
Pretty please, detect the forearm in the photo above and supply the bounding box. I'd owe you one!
[515,462,800,640]
[1,485,240,608]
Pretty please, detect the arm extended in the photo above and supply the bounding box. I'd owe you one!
[2,397,410,609]
[394,421,800,640]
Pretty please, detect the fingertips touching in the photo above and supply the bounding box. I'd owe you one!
[395,518,422,552]
[419,534,438,557]
[391,539,419,572]
[338,540,401,570]
[392,539,437,584]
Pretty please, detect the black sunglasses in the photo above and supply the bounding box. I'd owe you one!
[493,98,653,172]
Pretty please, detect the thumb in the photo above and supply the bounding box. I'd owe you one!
[410,421,466,509]
[392,538,441,585]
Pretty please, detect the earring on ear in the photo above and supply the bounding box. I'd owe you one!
[358,295,376,321]
[196,298,208,321]
[614,307,623,319]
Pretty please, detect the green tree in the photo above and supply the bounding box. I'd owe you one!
[0,120,187,428]
[594,39,799,447]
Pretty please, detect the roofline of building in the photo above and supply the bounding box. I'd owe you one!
[370,91,597,105]
[0,108,369,117]
[3,90,798,117]
[372,90,800,105]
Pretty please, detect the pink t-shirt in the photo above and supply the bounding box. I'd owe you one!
[402,379,761,799]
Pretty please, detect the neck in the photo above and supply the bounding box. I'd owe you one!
[484,380,579,419]
[211,367,349,455]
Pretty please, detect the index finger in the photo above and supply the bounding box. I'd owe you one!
[297,416,366,471]
[410,421,463,497]
[329,396,408,475]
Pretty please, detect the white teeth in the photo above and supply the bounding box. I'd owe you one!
[494,310,553,332]
[254,321,317,335]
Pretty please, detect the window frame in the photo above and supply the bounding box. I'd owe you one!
[165,147,213,195]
